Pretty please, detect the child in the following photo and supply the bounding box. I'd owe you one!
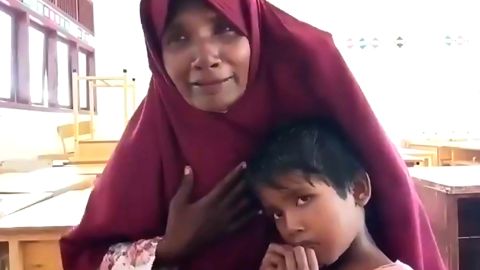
[245,119,413,270]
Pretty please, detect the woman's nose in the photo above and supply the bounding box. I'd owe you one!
[191,40,221,70]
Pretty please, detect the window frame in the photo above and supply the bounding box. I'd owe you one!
[0,4,15,102]
[56,35,73,109]
[78,48,91,110]
[0,1,95,114]
[27,21,48,106]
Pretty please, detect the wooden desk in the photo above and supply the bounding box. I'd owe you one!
[401,154,426,167]
[0,160,53,174]
[0,189,91,270]
[405,139,480,166]
[0,194,52,218]
[47,163,105,176]
[442,141,480,165]
[399,148,435,166]
[410,166,480,270]
[0,165,98,222]
[0,170,95,194]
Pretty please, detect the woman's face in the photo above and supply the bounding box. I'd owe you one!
[161,1,251,113]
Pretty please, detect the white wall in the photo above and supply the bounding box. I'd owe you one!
[0,108,72,161]
[269,0,480,142]
[93,0,149,94]
[91,0,150,139]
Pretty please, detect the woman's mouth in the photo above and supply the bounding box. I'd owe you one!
[191,76,233,87]
[190,76,234,95]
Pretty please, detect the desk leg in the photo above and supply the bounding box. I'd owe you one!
[446,196,459,270]
[8,241,24,270]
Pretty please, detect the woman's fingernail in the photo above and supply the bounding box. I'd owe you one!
[184,166,191,175]
[240,162,247,169]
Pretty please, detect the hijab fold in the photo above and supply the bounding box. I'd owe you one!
[60,1,444,269]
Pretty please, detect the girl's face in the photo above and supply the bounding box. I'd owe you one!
[161,0,251,113]
[257,171,371,267]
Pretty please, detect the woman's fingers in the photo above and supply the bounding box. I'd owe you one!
[202,162,246,202]
[223,180,248,206]
[226,207,257,233]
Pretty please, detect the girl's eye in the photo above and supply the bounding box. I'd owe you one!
[296,196,312,206]
[273,212,283,220]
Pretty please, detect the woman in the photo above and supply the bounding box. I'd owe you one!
[60,0,444,269]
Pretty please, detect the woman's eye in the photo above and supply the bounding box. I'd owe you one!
[215,23,235,35]
[273,212,283,220]
[296,196,312,206]
[169,35,187,44]
[163,30,189,46]
[222,25,233,33]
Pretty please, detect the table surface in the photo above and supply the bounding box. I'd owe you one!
[409,166,480,194]
[0,169,95,194]
[0,193,52,217]
[50,163,106,175]
[0,189,91,230]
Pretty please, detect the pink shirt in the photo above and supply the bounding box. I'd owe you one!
[375,261,413,270]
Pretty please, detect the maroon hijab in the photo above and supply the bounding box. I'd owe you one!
[60,0,444,269]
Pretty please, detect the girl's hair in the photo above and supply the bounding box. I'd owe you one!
[245,118,365,199]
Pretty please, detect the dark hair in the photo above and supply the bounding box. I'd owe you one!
[245,119,364,199]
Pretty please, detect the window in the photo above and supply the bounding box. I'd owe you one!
[0,2,96,112]
[78,50,88,108]
[57,39,71,107]
[0,9,13,100]
[28,25,47,105]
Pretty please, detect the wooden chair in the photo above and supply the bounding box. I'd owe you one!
[37,121,93,162]
[57,121,93,155]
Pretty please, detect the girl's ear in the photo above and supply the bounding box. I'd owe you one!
[352,172,371,207]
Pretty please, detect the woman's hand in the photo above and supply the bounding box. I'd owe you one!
[260,244,319,270]
[155,163,257,264]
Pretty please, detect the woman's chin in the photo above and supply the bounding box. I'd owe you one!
[191,94,243,114]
